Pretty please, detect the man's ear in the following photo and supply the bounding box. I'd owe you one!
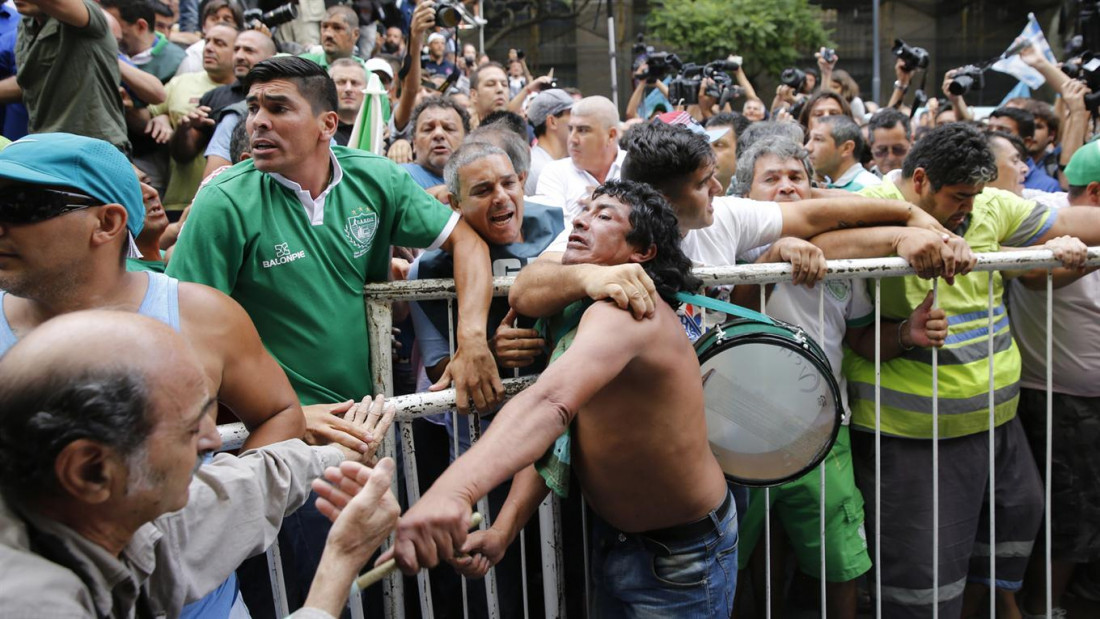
[630,243,657,264]
[607,125,619,145]
[911,167,928,193]
[840,139,856,160]
[318,110,339,141]
[54,440,120,505]
[1087,181,1100,206]
[92,204,130,250]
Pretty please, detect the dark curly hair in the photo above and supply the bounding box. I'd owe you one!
[591,180,701,309]
[621,122,716,197]
[901,122,997,190]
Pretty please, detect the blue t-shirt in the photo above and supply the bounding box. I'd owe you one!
[409,201,565,368]
[400,162,445,189]
[1024,157,1061,193]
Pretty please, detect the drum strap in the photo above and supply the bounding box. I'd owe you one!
[674,292,776,326]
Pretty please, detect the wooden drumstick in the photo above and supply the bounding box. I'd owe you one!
[355,512,484,589]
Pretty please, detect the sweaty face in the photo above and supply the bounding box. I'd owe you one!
[709,129,737,192]
[805,125,842,180]
[202,26,237,78]
[987,136,1028,197]
[563,195,644,267]
[331,65,366,117]
[455,154,525,245]
[742,99,766,121]
[665,160,721,232]
[748,154,812,203]
[808,98,844,129]
[917,175,983,230]
[246,79,334,176]
[413,107,465,176]
[567,114,614,174]
[321,15,357,58]
[472,66,508,117]
[233,31,274,79]
[871,125,910,175]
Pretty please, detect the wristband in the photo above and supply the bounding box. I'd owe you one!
[897,318,915,351]
[894,80,909,93]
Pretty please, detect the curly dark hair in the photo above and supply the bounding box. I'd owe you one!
[410,95,472,136]
[901,122,997,190]
[591,180,701,309]
[621,122,715,197]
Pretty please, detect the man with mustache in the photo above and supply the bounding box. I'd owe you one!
[300,5,365,71]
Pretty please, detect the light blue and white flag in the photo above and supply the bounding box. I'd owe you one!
[991,13,1057,89]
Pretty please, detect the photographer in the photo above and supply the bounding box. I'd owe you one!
[938,68,973,123]
[1018,41,1094,186]
[885,40,929,111]
[506,48,533,98]
[384,0,434,163]
[625,61,670,121]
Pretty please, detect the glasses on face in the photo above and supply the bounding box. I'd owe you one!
[0,187,103,225]
[872,144,909,158]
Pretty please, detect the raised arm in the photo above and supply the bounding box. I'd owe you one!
[393,0,434,133]
[435,219,503,414]
[777,195,944,239]
[23,0,92,27]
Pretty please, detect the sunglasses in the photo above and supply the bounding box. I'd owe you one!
[0,187,103,225]
[872,144,910,158]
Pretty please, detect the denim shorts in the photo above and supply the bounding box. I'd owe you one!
[589,490,738,619]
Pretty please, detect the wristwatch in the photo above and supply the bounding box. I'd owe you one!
[894,80,909,93]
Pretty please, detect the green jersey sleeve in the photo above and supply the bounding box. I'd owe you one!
[165,183,247,294]
[383,160,459,250]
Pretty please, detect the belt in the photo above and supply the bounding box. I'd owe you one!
[641,490,732,545]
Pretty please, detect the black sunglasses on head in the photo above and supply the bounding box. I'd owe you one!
[0,186,104,225]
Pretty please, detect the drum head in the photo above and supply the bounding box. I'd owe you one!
[700,331,841,487]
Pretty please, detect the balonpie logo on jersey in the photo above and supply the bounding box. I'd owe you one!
[344,208,378,258]
[262,242,306,268]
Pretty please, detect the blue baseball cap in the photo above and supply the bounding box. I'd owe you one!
[0,133,144,257]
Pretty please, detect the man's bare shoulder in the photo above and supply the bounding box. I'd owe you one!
[176,281,255,341]
[577,299,683,344]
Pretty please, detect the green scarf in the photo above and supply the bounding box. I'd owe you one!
[533,300,592,497]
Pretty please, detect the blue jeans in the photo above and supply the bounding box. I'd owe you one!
[590,491,738,618]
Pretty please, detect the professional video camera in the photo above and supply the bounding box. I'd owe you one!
[243,2,298,29]
[638,51,683,82]
[779,67,807,92]
[892,38,930,72]
[667,60,745,107]
[946,65,985,96]
[1062,51,1100,113]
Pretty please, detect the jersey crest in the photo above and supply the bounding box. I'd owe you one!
[344,208,379,258]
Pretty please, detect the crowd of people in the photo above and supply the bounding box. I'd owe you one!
[2,0,1100,617]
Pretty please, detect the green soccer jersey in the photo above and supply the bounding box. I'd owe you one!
[843,182,1056,439]
[166,147,458,405]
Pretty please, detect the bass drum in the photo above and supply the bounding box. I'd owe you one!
[694,317,843,487]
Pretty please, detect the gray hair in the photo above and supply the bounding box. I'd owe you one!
[443,142,512,198]
[817,114,864,160]
[329,57,367,75]
[466,125,531,177]
[736,120,805,157]
[732,136,814,197]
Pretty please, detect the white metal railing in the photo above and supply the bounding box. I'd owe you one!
[216,248,1100,618]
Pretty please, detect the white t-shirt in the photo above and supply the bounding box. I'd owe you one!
[526,144,555,196]
[535,149,626,222]
[680,196,783,267]
[1009,269,1100,397]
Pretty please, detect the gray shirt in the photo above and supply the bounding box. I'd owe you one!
[0,440,344,618]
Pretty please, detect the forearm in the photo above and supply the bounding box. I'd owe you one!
[508,255,593,317]
[887,82,907,109]
[0,76,21,104]
[1027,57,1070,92]
[810,226,905,259]
[625,83,645,120]
[781,198,911,238]
[948,95,971,121]
[119,61,166,104]
[451,233,493,346]
[170,126,209,163]
[239,405,307,451]
[493,466,550,543]
[1010,265,1099,290]
[302,552,359,618]
[1059,110,1090,169]
[735,70,757,100]
[847,320,911,362]
[394,53,421,132]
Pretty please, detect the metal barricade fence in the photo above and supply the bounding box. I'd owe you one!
[217,248,1100,619]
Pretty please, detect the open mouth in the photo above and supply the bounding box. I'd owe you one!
[567,233,586,249]
[488,210,514,226]
[251,138,278,154]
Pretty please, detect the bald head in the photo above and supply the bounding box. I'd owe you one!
[0,311,211,504]
[572,96,620,132]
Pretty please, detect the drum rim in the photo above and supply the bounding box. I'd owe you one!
[697,327,844,488]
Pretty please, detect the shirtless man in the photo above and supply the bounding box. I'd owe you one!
[388,180,736,617]
[0,132,313,453]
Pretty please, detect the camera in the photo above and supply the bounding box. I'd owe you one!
[638,51,683,82]
[708,59,740,73]
[515,48,525,60]
[667,60,745,108]
[821,47,837,63]
[892,38,930,72]
[946,65,984,96]
[434,0,462,27]
[780,67,807,93]
[631,34,651,57]
[668,63,704,105]
[243,2,299,29]
[1062,52,1100,113]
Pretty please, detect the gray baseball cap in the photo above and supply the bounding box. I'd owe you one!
[527,89,574,128]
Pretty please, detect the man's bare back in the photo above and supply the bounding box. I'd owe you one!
[570,299,726,532]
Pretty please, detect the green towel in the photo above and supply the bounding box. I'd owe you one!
[533,300,592,497]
